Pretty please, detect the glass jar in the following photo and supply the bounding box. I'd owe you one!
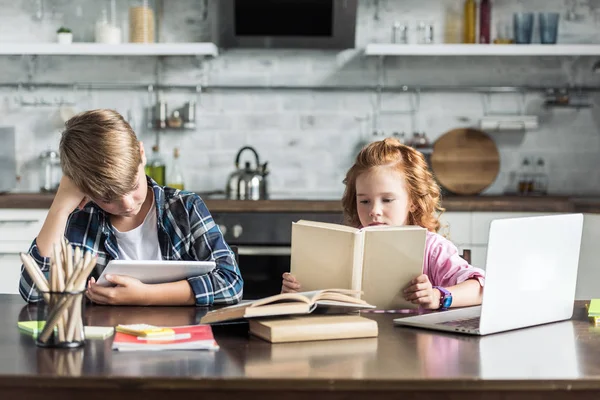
[129,0,156,43]
[39,150,62,193]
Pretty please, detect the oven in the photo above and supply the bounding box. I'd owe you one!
[212,212,343,299]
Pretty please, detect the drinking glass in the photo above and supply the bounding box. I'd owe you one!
[513,13,534,44]
[539,12,560,44]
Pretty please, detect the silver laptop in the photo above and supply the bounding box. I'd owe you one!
[394,214,584,335]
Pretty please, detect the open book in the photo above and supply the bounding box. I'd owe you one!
[290,220,427,309]
[199,289,375,324]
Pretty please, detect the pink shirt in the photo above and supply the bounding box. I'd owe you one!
[424,231,485,288]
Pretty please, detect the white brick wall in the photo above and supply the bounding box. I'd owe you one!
[0,0,599,197]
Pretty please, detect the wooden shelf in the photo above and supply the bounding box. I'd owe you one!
[365,43,600,56]
[0,42,218,56]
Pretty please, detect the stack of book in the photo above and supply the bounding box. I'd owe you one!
[112,324,219,351]
[200,289,378,343]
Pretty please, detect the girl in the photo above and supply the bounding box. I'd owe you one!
[282,137,484,310]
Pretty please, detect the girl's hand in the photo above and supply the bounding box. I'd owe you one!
[86,275,149,305]
[403,274,441,309]
[281,272,301,293]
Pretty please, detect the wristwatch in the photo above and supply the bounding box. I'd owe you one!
[433,286,452,310]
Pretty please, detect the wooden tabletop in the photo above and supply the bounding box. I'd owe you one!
[2,192,600,213]
[1,295,600,400]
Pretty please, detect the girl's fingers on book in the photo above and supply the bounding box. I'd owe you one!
[404,290,429,301]
[282,280,301,292]
[282,272,297,282]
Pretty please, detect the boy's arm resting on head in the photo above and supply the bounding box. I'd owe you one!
[185,197,243,306]
[19,176,87,303]
[35,176,88,257]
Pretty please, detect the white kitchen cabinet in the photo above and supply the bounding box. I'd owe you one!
[0,242,27,294]
[0,209,48,294]
[439,211,471,247]
[0,209,48,242]
[471,212,555,245]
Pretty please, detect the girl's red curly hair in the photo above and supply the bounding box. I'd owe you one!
[342,137,444,232]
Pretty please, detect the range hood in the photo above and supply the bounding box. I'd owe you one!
[218,0,358,49]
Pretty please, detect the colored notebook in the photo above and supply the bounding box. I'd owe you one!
[112,324,219,351]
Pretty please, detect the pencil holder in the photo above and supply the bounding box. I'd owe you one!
[35,290,86,349]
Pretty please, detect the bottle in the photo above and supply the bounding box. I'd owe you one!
[167,148,185,190]
[533,158,548,195]
[463,0,477,43]
[517,157,533,195]
[479,0,491,44]
[144,144,166,185]
[444,3,462,44]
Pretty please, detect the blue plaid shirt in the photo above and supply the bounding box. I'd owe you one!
[19,177,243,306]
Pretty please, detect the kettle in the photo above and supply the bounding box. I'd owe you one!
[226,146,269,200]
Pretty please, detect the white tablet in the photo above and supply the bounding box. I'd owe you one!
[96,260,216,287]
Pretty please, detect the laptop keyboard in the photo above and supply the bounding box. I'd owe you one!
[438,316,481,330]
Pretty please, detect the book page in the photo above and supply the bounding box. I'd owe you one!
[361,227,427,309]
[290,222,358,292]
[295,219,359,233]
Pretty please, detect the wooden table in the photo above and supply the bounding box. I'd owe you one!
[1,295,600,400]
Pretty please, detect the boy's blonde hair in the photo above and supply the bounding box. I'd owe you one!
[60,109,142,202]
[342,137,444,232]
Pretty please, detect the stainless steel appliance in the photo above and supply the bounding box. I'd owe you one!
[0,127,16,193]
[213,211,343,299]
[218,0,358,49]
[226,146,269,200]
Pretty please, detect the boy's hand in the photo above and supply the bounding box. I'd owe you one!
[54,176,88,213]
[281,272,301,293]
[86,275,149,306]
[403,274,441,310]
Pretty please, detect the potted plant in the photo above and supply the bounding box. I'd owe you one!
[56,27,73,44]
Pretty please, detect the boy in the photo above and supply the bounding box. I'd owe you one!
[19,109,243,306]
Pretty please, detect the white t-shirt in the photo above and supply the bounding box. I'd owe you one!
[113,204,162,260]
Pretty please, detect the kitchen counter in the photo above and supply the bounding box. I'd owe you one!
[1,192,600,213]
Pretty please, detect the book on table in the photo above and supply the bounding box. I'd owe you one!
[111,324,219,351]
[199,289,375,324]
[290,220,427,309]
[249,314,379,343]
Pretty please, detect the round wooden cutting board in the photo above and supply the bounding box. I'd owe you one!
[431,128,500,195]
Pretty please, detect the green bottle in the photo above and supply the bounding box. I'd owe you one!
[145,144,166,186]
